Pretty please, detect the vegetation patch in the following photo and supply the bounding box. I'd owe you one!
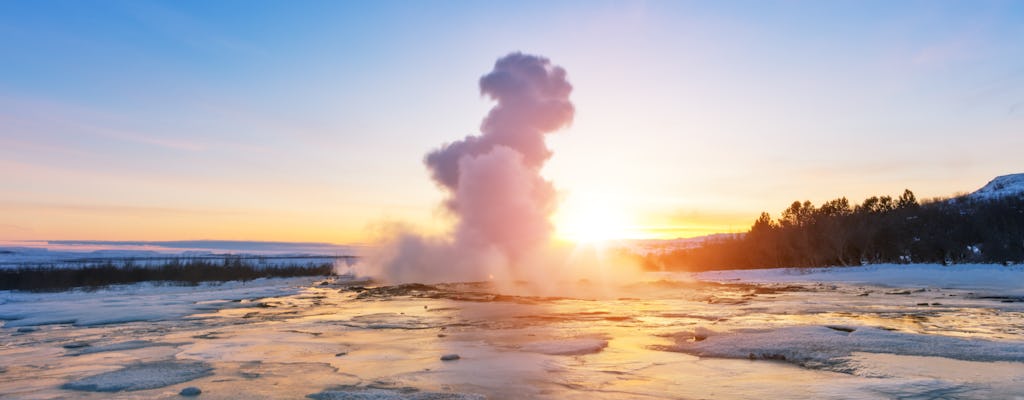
[641,191,1024,270]
[0,257,335,292]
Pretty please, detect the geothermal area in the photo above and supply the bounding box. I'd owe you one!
[2,54,1023,399]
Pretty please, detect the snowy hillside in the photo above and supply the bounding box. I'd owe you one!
[622,233,744,255]
[969,173,1024,200]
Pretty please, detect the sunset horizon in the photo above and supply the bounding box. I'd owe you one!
[3,2,1021,244]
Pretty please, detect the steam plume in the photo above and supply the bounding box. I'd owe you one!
[380,52,573,284]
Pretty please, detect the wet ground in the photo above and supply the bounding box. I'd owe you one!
[2,272,1023,399]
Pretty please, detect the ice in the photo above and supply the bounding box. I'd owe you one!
[519,338,608,355]
[60,360,213,392]
[663,325,1024,373]
[307,387,485,400]
[1,266,1022,398]
[0,277,318,328]
[696,263,1024,295]
[68,340,182,356]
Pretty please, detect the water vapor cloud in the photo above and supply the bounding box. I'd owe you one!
[379,52,574,284]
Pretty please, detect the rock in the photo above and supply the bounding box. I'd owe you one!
[16,327,38,333]
[440,354,460,361]
[180,386,202,396]
[62,341,91,349]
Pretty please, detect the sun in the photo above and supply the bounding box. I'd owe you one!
[554,196,634,244]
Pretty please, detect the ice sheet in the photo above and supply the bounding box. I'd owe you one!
[695,263,1024,295]
[663,325,1024,373]
[1,267,1022,399]
[0,277,319,327]
[60,361,213,392]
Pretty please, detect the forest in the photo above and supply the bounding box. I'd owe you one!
[643,190,1024,271]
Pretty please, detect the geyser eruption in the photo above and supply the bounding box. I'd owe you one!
[380,52,573,284]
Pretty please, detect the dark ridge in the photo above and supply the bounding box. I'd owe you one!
[0,256,334,292]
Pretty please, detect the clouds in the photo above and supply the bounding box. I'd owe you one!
[424,53,573,191]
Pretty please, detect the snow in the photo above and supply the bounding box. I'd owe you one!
[695,263,1024,295]
[60,361,213,392]
[519,338,609,355]
[968,173,1024,200]
[620,233,744,255]
[307,387,485,400]
[2,265,1023,398]
[68,340,182,356]
[0,277,318,327]
[665,325,1024,373]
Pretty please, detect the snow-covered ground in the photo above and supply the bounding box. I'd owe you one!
[1,264,1022,399]
[695,263,1024,295]
[968,173,1024,200]
[0,277,320,327]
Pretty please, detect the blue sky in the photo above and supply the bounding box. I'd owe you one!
[1,1,1022,242]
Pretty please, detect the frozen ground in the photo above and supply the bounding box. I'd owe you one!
[695,263,1024,295]
[2,264,1023,399]
[968,173,1024,201]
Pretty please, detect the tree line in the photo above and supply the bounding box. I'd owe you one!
[1,257,336,292]
[643,190,1024,271]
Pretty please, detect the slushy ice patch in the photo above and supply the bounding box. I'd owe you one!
[60,361,213,392]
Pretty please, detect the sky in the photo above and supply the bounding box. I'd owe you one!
[1,0,1022,243]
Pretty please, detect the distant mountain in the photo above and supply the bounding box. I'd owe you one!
[969,173,1024,200]
[622,233,744,255]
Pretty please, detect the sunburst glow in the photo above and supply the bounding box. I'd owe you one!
[554,195,634,244]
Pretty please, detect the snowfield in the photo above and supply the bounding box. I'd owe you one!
[665,325,1024,371]
[695,263,1024,295]
[0,277,320,327]
[968,173,1024,201]
[1,263,1022,399]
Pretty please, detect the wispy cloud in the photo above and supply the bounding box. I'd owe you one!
[0,95,209,152]
[0,224,33,233]
[911,36,976,67]
[0,200,243,217]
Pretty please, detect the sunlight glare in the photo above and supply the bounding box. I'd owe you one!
[554,195,634,244]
